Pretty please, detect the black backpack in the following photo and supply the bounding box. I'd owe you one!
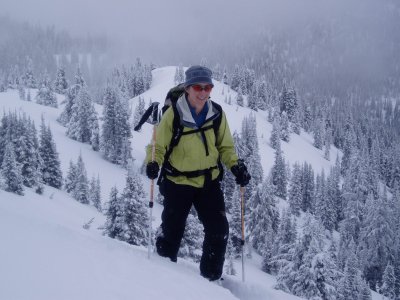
[157,83,224,192]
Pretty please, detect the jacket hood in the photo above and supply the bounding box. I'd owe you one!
[176,95,220,128]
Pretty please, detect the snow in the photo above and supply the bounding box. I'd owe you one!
[0,66,382,300]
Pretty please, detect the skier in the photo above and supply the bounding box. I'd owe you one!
[145,65,251,281]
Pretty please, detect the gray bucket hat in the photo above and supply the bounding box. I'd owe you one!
[184,65,214,88]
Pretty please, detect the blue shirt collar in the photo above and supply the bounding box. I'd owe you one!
[186,98,209,128]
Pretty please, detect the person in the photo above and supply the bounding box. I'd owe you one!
[145,65,251,281]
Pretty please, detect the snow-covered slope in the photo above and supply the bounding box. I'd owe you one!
[0,66,346,300]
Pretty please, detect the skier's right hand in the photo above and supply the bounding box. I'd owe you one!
[146,161,159,179]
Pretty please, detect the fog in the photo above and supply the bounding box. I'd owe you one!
[2,0,399,64]
[1,0,399,98]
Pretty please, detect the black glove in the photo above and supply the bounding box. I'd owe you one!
[231,159,251,187]
[146,161,159,179]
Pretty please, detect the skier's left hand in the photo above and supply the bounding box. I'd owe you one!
[146,161,159,179]
[231,159,251,187]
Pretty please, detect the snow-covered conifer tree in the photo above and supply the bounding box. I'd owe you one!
[288,162,302,216]
[100,86,132,166]
[71,154,89,204]
[58,84,82,126]
[1,142,24,195]
[39,118,62,189]
[381,262,396,299]
[301,162,315,213]
[35,73,57,107]
[22,56,36,88]
[65,160,78,193]
[89,175,102,211]
[117,168,148,246]
[270,117,281,150]
[280,111,290,142]
[66,87,98,144]
[358,191,395,289]
[272,140,287,199]
[236,87,244,107]
[53,66,68,94]
[313,118,325,149]
[230,186,243,258]
[104,186,123,239]
[280,84,298,123]
[270,209,297,275]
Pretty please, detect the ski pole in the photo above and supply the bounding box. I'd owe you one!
[134,102,160,260]
[148,122,157,259]
[240,186,245,283]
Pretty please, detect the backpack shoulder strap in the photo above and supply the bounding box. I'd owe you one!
[210,100,223,142]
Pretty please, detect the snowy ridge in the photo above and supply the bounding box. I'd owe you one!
[1,66,382,299]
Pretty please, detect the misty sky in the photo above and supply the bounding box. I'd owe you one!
[2,0,399,66]
[3,0,392,39]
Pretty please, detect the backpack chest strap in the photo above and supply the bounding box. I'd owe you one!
[181,124,214,156]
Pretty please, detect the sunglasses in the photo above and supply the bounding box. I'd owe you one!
[191,84,213,92]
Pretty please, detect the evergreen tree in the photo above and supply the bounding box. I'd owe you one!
[22,56,36,88]
[35,73,57,107]
[270,116,281,150]
[1,142,24,195]
[324,126,333,161]
[65,160,78,193]
[301,162,315,213]
[247,85,258,111]
[74,65,86,87]
[358,279,372,300]
[236,87,244,107]
[230,186,243,258]
[276,214,340,299]
[272,140,287,199]
[381,262,396,300]
[89,175,102,211]
[313,118,325,150]
[21,118,42,190]
[291,109,301,135]
[280,84,298,123]
[104,186,124,239]
[117,168,148,246]
[358,192,395,289]
[66,86,98,144]
[100,86,132,166]
[339,249,363,300]
[241,114,263,186]
[288,162,302,216]
[341,117,357,174]
[71,154,89,204]
[39,118,62,189]
[53,66,68,94]
[280,111,290,142]
[270,209,297,275]
[58,84,82,126]
[91,119,100,151]
[249,175,279,254]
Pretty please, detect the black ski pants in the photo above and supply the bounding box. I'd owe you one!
[156,178,229,280]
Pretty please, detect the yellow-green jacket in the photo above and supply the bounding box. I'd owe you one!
[146,95,238,188]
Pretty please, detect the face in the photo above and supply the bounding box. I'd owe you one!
[186,83,213,112]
